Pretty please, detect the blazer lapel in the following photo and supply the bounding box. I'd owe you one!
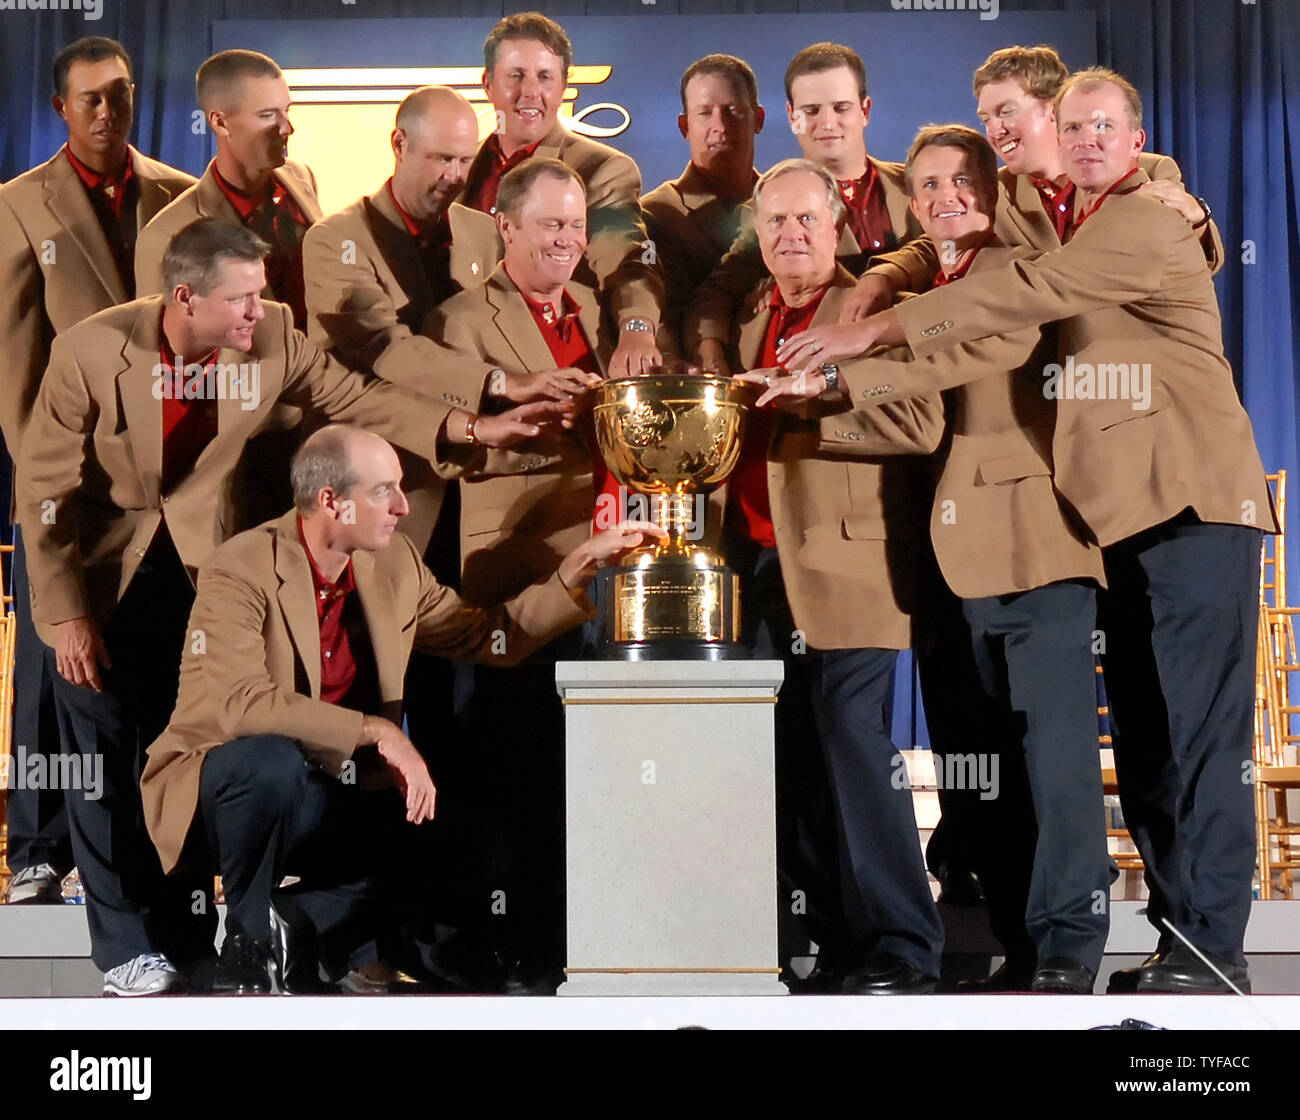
[43,151,125,304]
[736,278,774,372]
[1003,170,1059,248]
[134,162,170,233]
[533,121,569,162]
[351,550,405,704]
[575,285,608,373]
[117,301,166,505]
[277,165,323,224]
[273,516,322,699]
[367,187,434,317]
[194,164,229,219]
[485,267,563,372]
[873,157,913,244]
[447,202,494,291]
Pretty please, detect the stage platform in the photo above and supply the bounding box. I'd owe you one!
[4,901,1300,1004]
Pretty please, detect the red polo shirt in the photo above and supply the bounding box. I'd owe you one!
[513,280,617,523]
[297,518,380,711]
[66,144,139,294]
[213,166,311,329]
[158,325,219,494]
[837,162,893,254]
[1029,174,1076,244]
[728,286,826,548]
[386,179,457,305]
[931,230,996,289]
[463,134,543,216]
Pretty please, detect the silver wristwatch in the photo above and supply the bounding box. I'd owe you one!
[820,361,841,393]
[620,317,654,334]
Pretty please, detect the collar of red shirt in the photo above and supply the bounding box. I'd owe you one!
[767,282,827,316]
[932,230,997,288]
[158,311,217,372]
[296,516,356,609]
[486,133,544,169]
[519,284,583,327]
[1068,166,1142,236]
[837,161,879,205]
[385,178,452,243]
[213,165,285,222]
[65,143,135,198]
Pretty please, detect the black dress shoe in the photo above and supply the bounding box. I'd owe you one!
[957,960,1036,992]
[842,953,938,995]
[1106,950,1169,994]
[1030,957,1096,994]
[213,922,273,995]
[1134,945,1251,994]
[785,959,847,995]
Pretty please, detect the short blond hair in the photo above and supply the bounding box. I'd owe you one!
[972,45,1068,102]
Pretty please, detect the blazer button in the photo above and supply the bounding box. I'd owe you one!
[471,261,480,275]
[134,547,146,557]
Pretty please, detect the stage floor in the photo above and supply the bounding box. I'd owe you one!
[0,993,1296,1031]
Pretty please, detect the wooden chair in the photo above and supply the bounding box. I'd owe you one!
[1254,471,1300,897]
[0,543,18,899]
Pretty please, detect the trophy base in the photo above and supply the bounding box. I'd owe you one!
[598,638,749,663]
[602,555,742,659]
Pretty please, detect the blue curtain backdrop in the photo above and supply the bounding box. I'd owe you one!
[1,0,1296,747]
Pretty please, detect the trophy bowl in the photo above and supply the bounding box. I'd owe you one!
[592,374,755,659]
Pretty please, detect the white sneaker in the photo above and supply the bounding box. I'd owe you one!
[5,863,63,904]
[103,953,180,997]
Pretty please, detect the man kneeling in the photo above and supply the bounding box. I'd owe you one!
[141,424,655,993]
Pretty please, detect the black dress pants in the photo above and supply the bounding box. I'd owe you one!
[1098,514,1260,964]
[49,535,212,970]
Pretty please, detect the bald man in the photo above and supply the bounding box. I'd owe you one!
[304,85,502,555]
[142,424,656,993]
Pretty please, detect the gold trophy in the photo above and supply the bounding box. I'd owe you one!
[592,374,754,659]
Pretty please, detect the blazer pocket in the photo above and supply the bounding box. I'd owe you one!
[976,453,1052,486]
[840,515,888,541]
[1087,387,1169,432]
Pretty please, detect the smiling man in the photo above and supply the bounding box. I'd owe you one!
[16,217,558,996]
[424,157,617,992]
[0,36,196,908]
[460,11,666,378]
[641,54,764,351]
[140,424,656,994]
[684,42,922,373]
[783,70,1275,995]
[851,44,1223,317]
[730,159,945,995]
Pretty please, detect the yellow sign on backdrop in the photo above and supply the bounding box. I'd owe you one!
[282,66,629,216]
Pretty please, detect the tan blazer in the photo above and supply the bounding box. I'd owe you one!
[303,189,502,551]
[463,121,663,329]
[683,156,919,355]
[854,170,1275,548]
[141,511,592,873]
[826,247,1104,599]
[424,263,611,607]
[0,145,195,452]
[641,162,756,349]
[719,268,944,650]
[133,159,323,297]
[17,297,455,645]
[868,151,1226,294]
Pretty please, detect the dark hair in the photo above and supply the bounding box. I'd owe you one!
[784,42,867,104]
[1055,66,1143,130]
[53,37,132,98]
[972,44,1069,101]
[903,123,999,204]
[496,158,585,223]
[679,54,760,114]
[484,12,572,77]
[161,218,269,299]
[196,49,282,112]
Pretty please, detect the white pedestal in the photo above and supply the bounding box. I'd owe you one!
[555,660,787,996]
